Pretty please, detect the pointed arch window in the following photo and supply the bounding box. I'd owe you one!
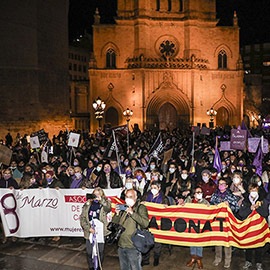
[156,0,160,11]
[106,48,116,68]
[179,0,183,12]
[218,50,227,69]
[168,0,171,11]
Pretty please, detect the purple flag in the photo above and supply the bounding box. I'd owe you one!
[252,139,263,177]
[241,120,252,138]
[214,143,222,173]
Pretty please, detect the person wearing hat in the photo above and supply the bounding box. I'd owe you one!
[80,187,111,270]
[198,169,217,202]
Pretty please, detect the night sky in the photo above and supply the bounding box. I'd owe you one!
[68,0,270,46]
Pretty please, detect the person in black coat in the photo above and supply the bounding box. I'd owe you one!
[238,183,269,270]
[97,163,123,189]
[0,169,19,189]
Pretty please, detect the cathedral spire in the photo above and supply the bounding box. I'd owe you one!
[94,8,100,25]
[233,11,238,27]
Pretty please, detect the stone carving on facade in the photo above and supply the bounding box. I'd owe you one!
[211,84,236,114]
[104,83,124,111]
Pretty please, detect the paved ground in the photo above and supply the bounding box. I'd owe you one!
[0,237,269,270]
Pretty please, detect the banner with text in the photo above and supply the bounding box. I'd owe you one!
[110,197,270,249]
[0,188,121,238]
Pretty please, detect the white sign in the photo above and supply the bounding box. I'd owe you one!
[0,188,121,238]
[68,132,80,147]
[89,219,104,243]
[30,136,40,149]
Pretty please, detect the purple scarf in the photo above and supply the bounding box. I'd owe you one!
[70,176,83,189]
[86,167,94,179]
[146,192,163,204]
[217,189,228,201]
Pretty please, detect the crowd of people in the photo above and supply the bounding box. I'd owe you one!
[0,124,270,270]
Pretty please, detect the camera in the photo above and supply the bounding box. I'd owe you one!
[86,193,96,200]
[107,222,126,244]
[116,204,128,211]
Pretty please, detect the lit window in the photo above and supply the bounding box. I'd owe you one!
[218,50,227,69]
[263,61,270,66]
[106,48,116,68]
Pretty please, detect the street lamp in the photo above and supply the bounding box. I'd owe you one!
[123,108,133,151]
[206,107,217,128]
[93,97,106,127]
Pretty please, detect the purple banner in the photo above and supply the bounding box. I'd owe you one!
[248,138,269,154]
[220,141,232,152]
[230,129,247,150]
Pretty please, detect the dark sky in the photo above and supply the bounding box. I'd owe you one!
[69,0,270,46]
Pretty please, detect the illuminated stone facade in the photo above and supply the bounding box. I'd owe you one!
[0,0,71,138]
[89,0,244,131]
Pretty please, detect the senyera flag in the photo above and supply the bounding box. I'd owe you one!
[110,197,270,249]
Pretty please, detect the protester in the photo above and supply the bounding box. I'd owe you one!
[198,170,217,202]
[141,181,169,266]
[0,169,19,189]
[183,186,209,269]
[80,188,111,270]
[211,178,239,269]
[112,189,149,270]
[239,183,269,270]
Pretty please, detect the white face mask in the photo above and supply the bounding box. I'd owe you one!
[257,181,262,187]
[202,176,209,182]
[125,198,135,207]
[181,173,188,180]
[96,166,102,172]
[152,175,159,181]
[250,191,258,198]
[151,189,159,196]
[150,165,155,170]
[196,193,203,200]
[169,168,175,174]
[233,177,240,185]
[125,182,133,190]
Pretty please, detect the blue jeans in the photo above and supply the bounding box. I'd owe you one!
[118,247,142,270]
[190,246,203,257]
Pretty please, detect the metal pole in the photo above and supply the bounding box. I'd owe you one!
[112,130,121,176]
[127,120,129,153]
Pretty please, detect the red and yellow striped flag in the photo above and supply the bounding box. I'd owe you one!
[109,197,270,248]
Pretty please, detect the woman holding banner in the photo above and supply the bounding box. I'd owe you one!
[183,186,209,269]
[80,187,111,270]
[239,183,269,270]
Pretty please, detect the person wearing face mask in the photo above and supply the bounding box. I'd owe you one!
[133,169,147,195]
[0,169,19,189]
[20,172,41,189]
[183,187,209,269]
[120,178,141,200]
[210,178,239,269]
[162,162,179,204]
[41,170,64,189]
[141,181,169,266]
[70,166,86,189]
[239,184,269,270]
[248,175,267,200]
[171,170,195,203]
[12,160,25,179]
[97,163,123,189]
[112,189,149,270]
[80,188,111,270]
[198,170,217,202]
[230,171,247,207]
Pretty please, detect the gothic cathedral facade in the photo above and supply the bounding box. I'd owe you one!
[89,0,244,131]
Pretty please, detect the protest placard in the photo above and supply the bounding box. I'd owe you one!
[230,129,247,150]
[200,127,210,135]
[68,132,80,147]
[248,138,269,153]
[220,141,232,151]
[30,136,40,149]
[0,145,13,166]
[162,148,173,164]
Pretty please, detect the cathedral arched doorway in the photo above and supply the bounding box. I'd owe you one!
[105,106,119,127]
[158,103,177,130]
[216,107,229,127]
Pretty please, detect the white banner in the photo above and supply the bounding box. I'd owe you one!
[0,188,121,238]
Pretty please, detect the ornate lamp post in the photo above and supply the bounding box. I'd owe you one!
[93,97,106,127]
[123,108,133,151]
[206,107,217,128]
